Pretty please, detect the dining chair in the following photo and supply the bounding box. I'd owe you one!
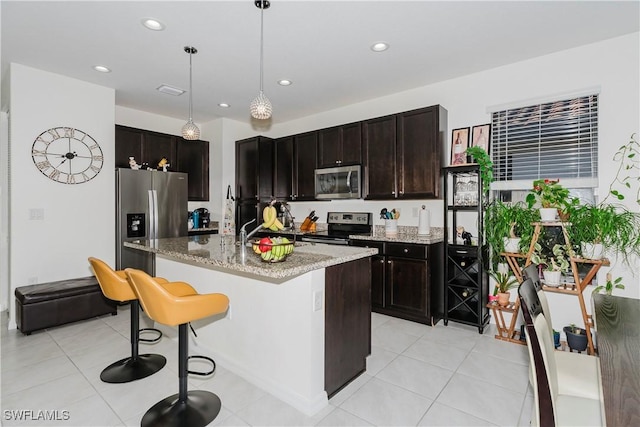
[518,278,603,426]
[522,263,602,400]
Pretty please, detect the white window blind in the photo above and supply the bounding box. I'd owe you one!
[491,94,598,185]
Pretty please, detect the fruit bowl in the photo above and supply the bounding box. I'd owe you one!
[251,237,294,263]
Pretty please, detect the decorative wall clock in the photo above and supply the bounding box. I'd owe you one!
[31,126,103,184]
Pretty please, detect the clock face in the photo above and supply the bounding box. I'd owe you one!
[31,127,104,184]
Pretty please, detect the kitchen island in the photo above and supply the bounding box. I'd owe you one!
[124,235,376,415]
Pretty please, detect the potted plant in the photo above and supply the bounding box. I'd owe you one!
[488,270,519,307]
[567,202,640,264]
[526,178,577,221]
[563,323,589,353]
[484,200,537,270]
[592,272,625,296]
[531,243,570,286]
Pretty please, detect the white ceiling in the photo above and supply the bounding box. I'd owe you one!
[2,1,639,125]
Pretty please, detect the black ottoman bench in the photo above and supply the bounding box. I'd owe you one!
[15,276,117,335]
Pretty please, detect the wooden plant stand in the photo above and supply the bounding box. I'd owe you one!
[486,300,526,345]
[501,222,608,355]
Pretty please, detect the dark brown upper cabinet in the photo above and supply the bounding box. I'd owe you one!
[176,139,209,201]
[274,136,294,201]
[235,136,274,202]
[115,125,210,201]
[292,131,318,201]
[363,115,397,199]
[363,106,447,200]
[317,122,362,168]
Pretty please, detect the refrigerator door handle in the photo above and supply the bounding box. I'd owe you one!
[149,189,158,239]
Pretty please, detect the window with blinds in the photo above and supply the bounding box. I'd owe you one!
[491,94,598,188]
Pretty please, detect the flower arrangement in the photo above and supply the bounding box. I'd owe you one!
[526,178,571,209]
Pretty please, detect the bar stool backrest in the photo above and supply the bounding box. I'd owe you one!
[88,257,136,302]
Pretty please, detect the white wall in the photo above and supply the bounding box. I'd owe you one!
[7,64,115,328]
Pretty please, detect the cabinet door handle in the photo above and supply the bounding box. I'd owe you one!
[403,248,409,253]
[392,191,395,195]
[387,260,391,264]
[380,259,385,264]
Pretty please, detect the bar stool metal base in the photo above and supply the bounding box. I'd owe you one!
[100,354,167,383]
[141,390,221,427]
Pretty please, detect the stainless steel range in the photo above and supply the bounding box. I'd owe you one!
[300,212,372,245]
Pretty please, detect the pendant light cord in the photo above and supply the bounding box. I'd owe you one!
[188,49,194,121]
[259,2,265,93]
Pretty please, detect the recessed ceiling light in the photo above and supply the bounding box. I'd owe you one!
[93,65,111,73]
[278,79,292,86]
[371,42,389,52]
[156,84,185,96]
[142,18,165,31]
[218,103,230,108]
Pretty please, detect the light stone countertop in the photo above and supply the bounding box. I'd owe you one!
[350,226,445,245]
[124,235,377,281]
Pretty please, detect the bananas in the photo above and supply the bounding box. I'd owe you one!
[262,205,284,232]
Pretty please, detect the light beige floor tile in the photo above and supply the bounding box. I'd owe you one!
[340,378,433,426]
[328,373,372,407]
[418,402,498,426]
[403,338,470,371]
[365,345,398,376]
[316,407,373,426]
[371,323,420,353]
[457,350,530,394]
[436,373,524,427]
[376,355,455,399]
[235,394,334,426]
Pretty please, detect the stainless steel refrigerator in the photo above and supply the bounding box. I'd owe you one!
[116,168,188,274]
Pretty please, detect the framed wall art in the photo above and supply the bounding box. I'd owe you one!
[471,123,491,154]
[450,127,470,166]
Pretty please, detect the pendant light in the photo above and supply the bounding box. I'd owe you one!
[182,46,200,140]
[250,0,272,120]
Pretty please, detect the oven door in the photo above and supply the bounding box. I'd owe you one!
[314,165,361,200]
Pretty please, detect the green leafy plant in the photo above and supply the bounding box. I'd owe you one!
[592,273,625,296]
[488,270,519,293]
[602,133,639,205]
[465,146,493,198]
[567,203,640,265]
[526,179,574,211]
[484,200,537,269]
[531,243,570,273]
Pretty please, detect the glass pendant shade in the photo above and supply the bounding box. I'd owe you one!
[250,91,272,120]
[182,119,200,140]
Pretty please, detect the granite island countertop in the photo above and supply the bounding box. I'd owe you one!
[124,235,377,281]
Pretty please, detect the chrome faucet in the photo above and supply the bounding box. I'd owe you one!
[239,218,264,247]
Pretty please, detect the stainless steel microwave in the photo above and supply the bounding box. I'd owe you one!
[314,165,361,200]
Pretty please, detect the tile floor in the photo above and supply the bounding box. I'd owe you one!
[1,307,533,426]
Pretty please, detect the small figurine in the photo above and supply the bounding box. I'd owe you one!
[158,158,170,172]
[128,157,140,170]
[456,226,473,245]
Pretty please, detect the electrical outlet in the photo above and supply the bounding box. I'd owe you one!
[313,291,323,312]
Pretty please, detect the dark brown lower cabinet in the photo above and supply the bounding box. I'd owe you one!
[325,257,371,398]
[350,240,443,326]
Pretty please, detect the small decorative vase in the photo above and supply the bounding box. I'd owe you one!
[544,270,562,286]
[539,208,558,222]
[497,292,510,307]
[553,330,561,349]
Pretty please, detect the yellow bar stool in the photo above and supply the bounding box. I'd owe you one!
[88,257,196,383]
[125,268,229,427]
